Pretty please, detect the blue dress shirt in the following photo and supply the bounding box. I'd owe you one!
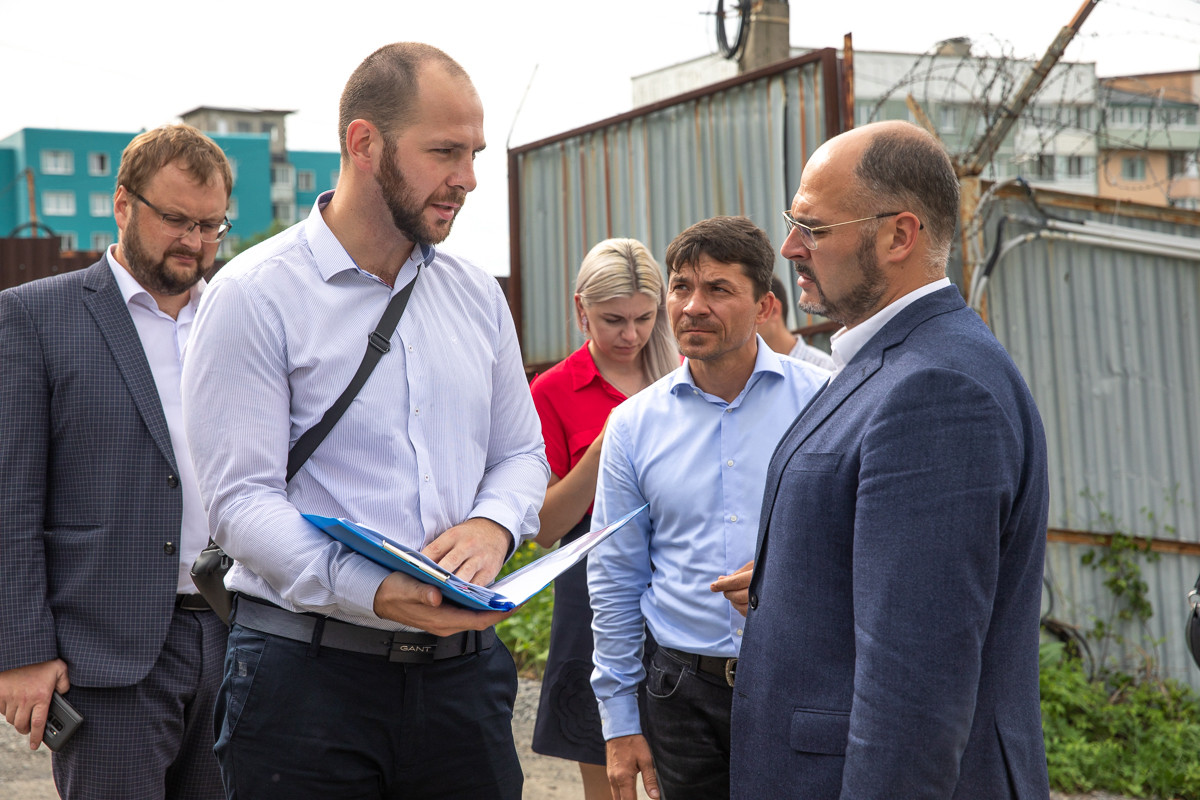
[182,191,547,630]
[588,338,827,738]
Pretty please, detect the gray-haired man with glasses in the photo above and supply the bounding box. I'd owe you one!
[0,123,232,798]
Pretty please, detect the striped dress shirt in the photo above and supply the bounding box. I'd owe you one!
[182,191,547,631]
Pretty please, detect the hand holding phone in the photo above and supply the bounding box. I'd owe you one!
[43,692,83,751]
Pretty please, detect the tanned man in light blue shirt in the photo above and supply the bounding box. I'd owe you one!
[588,216,827,800]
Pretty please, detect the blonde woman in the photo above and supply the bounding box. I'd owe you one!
[529,238,678,799]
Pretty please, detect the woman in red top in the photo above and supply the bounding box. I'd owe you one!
[529,238,678,798]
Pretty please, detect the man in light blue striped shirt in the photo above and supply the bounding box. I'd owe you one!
[182,43,546,799]
[588,216,828,800]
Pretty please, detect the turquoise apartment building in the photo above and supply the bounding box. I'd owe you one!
[0,120,339,259]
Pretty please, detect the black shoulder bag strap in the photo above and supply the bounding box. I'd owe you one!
[286,245,431,481]
[192,244,433,624]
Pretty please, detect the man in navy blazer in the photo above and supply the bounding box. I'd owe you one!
[0,125,232,798]
[724,121,1050,798]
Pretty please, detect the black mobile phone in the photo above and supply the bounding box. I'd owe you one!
[43,692,83,752]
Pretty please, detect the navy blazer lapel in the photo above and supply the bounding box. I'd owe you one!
[81,260,178,470]
[753,286,967,562]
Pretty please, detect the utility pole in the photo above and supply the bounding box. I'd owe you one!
[956,0,1100,322]
[25,168,39,238]
[738,1,791,74]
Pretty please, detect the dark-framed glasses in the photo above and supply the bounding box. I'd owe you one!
[781,210,917,251]
[129,190,232,243]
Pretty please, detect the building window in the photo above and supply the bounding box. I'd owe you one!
[330,169,340,188]
[297,170,316,192]
[271,164,295,186]
[1122,156,1146,181]
[1034,155,1055,180]
[228,158,238,183]
[91,232,114,251]
[938,105,960,132]
[1067,156,1084,177]
[219,235,240,260]
[90,192,111,217]
[88,152,111,176]
[272,202,296,224]
[227,195,239,220]
[235,120,253,133]
[41,150,74,175]
[59,231,78,251]
[43,191,76,216]
[262,121,278,143]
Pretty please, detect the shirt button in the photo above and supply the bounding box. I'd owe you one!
[414,408,420,415]
[736,628,743,636]
[424,475,431,482]
[166,474,179,488]
[407,345,414,352]
[730,514,738,522]
[725,408,733,413]
[726,459,734,467]
[164,542,176,555]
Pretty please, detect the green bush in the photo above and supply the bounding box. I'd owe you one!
[1041,640,1200,799]
[496,541,555,677]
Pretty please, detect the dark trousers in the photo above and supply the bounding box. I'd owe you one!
[215,622,523,800]
[643,646,734,800]
[52,607,227,800]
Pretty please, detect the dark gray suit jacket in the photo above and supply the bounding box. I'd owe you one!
[0,260,182,687]
[731,286,1050,799]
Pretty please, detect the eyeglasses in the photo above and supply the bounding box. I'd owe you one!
[782,210,917,251]
[129,190,232,243]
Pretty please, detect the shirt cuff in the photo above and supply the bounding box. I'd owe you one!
[334,557,394,619]
[598,693,642,740]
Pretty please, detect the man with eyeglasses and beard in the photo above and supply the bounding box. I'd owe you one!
[182,43,546,799]
[725,120,1051,799]
[0,123,232,798]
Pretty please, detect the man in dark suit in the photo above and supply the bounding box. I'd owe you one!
[722,121,1050,798]
[0,124,232,798]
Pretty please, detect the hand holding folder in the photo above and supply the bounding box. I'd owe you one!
[303,504,648,611]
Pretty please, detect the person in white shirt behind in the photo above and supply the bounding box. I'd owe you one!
[756,274,835,371]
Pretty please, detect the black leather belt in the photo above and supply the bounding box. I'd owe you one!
[232,595,493,664]
[175,593,213,612]
[661,646,738,687]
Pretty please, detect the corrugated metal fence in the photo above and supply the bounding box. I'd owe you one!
[508,50,839,368]
[983,186,1200,688]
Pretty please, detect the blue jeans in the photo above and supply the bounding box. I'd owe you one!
[214,623,522,799]
[643,646,733,800]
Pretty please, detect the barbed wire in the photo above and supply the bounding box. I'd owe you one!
[857,36,1199,208]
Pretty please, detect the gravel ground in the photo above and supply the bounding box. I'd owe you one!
[0,679,589,800]
[0,682,1138,799]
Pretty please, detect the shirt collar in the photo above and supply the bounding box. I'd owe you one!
[829,277,951,374]
[566,343,607,392]
[105,244,204,319]
[306,190,434,285]
[669,334,785,406]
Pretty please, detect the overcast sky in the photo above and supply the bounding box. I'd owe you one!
[2,0,1198,273]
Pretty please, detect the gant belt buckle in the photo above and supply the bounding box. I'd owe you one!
[387,633,438,663]
[724,657,738,687]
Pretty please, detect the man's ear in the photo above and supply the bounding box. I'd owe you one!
[345,119,380,174]
[112,185,132,231]
[883,211,922,263]
[755,291,775,326]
